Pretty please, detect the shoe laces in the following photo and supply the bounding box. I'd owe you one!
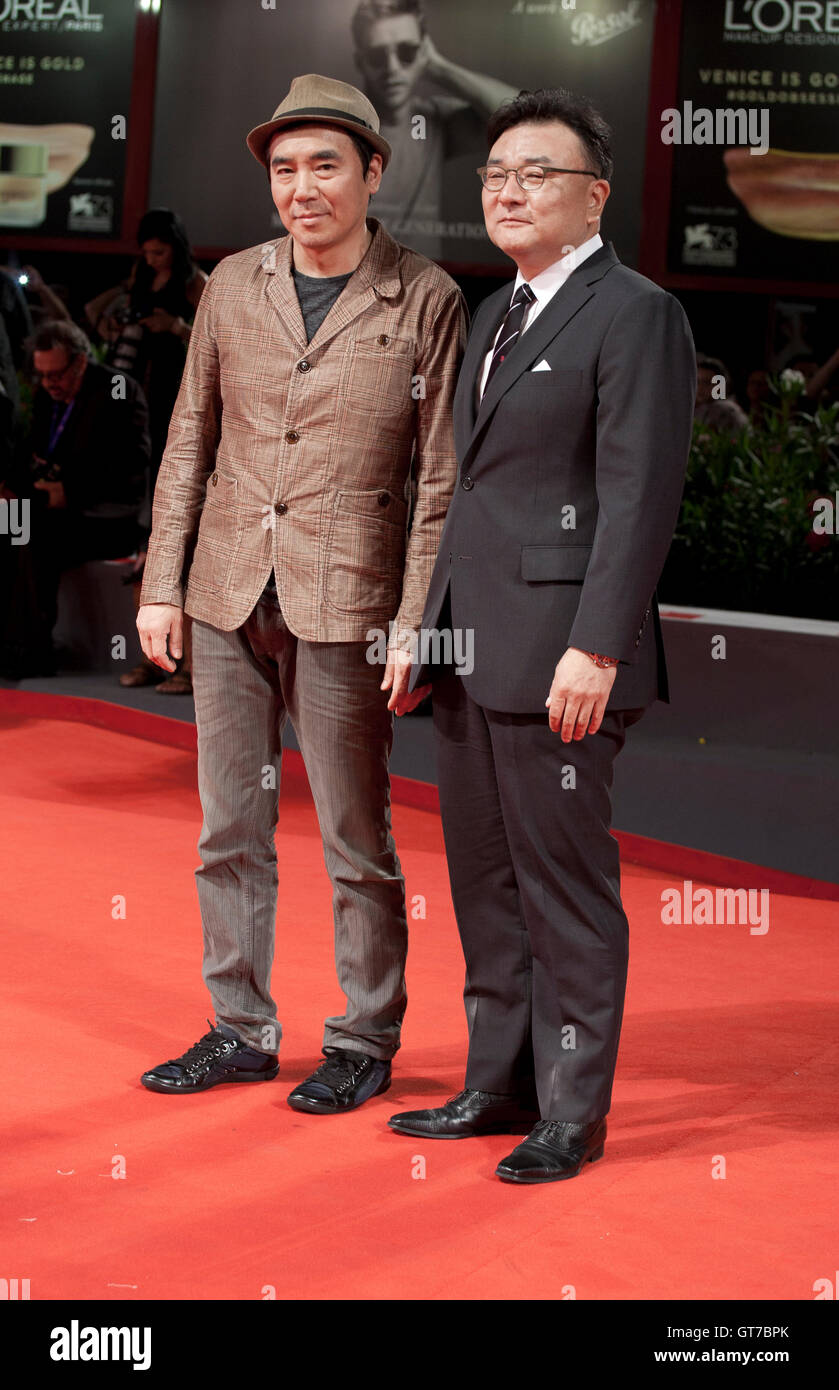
[310,1049,371,1093]
[531,1119,594,1145]
[168,1021,237,1075]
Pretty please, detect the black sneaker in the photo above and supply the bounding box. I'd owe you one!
[286,1047,391,1114]
[141,1021,279,1094]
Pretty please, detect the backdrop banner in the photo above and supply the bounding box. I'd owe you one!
[666,0,839,280]
[149,0,656,267]
[0,0,136,239]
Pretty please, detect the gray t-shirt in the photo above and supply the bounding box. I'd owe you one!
[262,266,353,597]
[292,265,353,344]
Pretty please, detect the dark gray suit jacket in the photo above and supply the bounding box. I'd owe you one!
[411,241,697,712]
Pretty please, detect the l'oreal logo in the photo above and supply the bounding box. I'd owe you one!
[724,0,839,34]
[0,1,103,21]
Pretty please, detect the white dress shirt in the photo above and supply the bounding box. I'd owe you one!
[478,232,603,400]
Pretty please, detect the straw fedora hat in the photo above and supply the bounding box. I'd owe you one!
[246,74,391,171]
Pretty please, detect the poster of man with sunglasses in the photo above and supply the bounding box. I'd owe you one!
[352,0,516,259]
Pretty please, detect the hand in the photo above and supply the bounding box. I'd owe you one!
[97,312,122,342]
[545,647,618,741]
[139,307,177,334]
[33,478,67,509]
[137,603,183,673]
[20,264,44,291]
[418,32,442,78]
[381,647,431,716]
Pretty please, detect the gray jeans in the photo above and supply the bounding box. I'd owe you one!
[190,590,407,1060]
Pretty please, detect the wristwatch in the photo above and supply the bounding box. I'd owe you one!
[583,651,619,668]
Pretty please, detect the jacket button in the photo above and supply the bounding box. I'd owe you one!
[378,334,389,346]
[461,475,474,490]
[378,491,389,506]
[211,473,218,486]
[285,429,300,443]
[297,360,310,372]
[274,502,288,515]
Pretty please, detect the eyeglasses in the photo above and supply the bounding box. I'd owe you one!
[477,165,598,191]
[36,361,76,383]
[363,41,421,70]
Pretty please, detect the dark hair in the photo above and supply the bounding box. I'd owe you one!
[26,318,91,362]
[266,123,374,179]
[352,0,425,49]
[132,208,196,304]
[486,88,613,182]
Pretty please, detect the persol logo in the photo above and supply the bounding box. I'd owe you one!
[569,0,644,47]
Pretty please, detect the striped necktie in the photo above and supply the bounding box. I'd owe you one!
[483,281,536,393]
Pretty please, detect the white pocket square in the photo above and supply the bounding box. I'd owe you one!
[531,360,552,372]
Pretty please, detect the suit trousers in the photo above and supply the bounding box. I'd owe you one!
[190,587,408,1060]
[432,669,644,1123]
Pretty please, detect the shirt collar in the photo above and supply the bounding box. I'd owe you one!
[513,231,603,306]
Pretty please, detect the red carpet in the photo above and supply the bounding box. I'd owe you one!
[1,695,836,1301]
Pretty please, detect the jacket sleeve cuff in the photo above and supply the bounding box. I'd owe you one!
[138,581,184,608]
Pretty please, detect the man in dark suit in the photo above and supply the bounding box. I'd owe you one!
[388,88,696,1183]
[25,319,149,643]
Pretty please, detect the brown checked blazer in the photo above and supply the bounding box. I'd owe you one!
[140,218,466,643]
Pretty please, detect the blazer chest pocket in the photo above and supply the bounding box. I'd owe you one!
[521,544,591,582]
[341,335,415,427]
[521,367,583,386]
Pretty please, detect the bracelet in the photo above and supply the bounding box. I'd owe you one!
[584,651,619,668]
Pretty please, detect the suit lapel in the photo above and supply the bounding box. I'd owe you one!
[453,284,511,459]
[262,238,307,350]
[461,242,619,470]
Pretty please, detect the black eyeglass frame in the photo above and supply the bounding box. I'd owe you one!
[477,164,600,189]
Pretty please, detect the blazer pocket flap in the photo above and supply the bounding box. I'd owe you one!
[354,334,414,357]
[521,544,592,582]
[335,487,408,523]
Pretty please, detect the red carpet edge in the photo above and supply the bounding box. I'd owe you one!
[3,687,835,903]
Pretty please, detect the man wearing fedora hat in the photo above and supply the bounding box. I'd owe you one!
[136,75,466,1113]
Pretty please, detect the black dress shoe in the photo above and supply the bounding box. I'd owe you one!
[495,1117,607,1183]
[388,1088,541,1139]
[287,1047,391,1114]
[141,1022,279,1094]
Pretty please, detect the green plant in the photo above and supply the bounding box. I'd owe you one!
[661,375,839,619]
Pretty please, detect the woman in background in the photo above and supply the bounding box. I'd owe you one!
[85,208,207,694]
